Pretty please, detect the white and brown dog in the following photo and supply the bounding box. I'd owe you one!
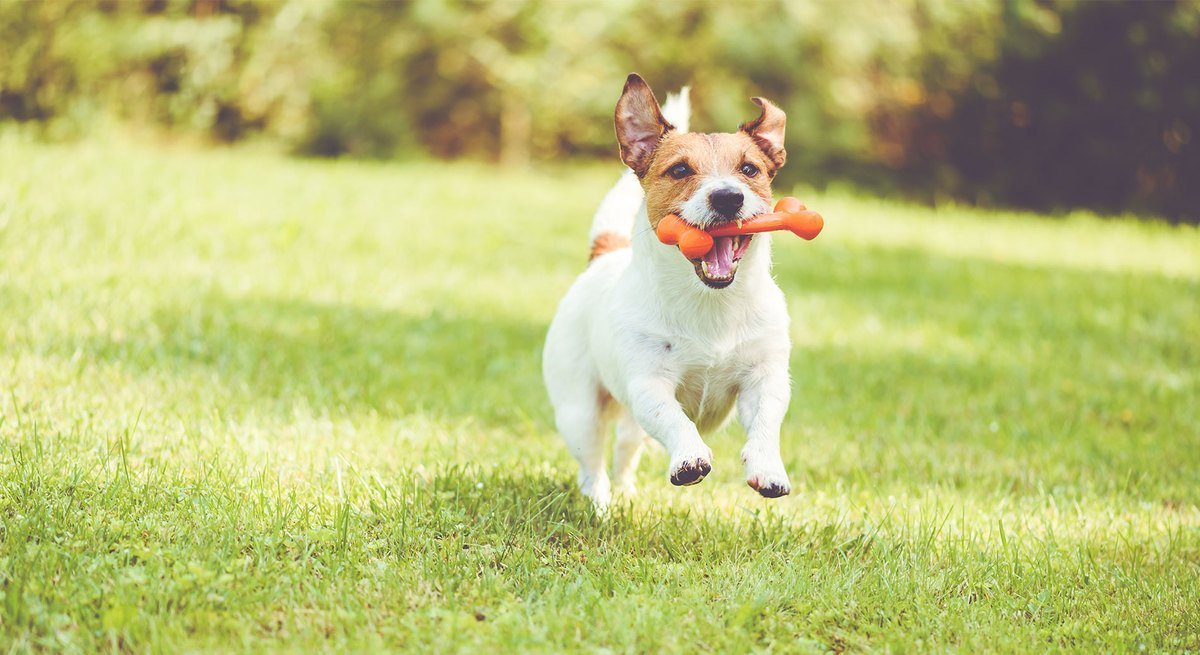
[543,74,793,509]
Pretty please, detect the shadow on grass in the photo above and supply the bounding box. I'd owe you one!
[69,293,551,429]
[409,466,837,568]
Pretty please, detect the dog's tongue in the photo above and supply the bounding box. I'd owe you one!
[703,236,735,277]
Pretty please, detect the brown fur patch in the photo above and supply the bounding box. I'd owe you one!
[589,231,632,261]
[641,131,779,228]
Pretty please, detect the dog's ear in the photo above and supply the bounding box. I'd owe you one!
[740,97,787,170]
[615,73,674,177]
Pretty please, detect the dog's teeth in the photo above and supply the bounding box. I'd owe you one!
[731,261,739,274]
[701,261,710,277]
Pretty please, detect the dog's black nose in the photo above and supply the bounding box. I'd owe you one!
[709,187,744,218]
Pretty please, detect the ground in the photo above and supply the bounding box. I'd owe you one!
[1,134,1197,653]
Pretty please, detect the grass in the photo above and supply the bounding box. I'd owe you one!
[0,133,1198,653]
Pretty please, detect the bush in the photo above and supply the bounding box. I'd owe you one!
[2,0,1196,221]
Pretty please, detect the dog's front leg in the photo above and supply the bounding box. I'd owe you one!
[627,376,713,486]
[737,361,792,498]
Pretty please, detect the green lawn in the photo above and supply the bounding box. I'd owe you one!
[1,134,1198,653]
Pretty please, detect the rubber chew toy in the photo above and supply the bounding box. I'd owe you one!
[656,197,824,259]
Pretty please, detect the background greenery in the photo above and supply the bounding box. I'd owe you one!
[2,0,1198,221]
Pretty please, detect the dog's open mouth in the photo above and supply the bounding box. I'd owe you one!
[690,235,753,289]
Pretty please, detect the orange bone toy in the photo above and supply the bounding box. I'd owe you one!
[656,197,824,259]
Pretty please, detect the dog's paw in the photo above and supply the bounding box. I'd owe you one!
[743,449,791,499]
[669,450,713,486]
[746,474,790,498]
[580,474,612,512]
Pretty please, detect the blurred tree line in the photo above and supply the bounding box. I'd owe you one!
[2,0,1197,222]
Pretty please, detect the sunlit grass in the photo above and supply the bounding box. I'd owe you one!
[1,135,1198,653]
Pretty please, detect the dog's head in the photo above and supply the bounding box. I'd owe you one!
[616,73,786,289]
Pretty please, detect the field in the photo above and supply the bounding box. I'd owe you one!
[1,135,1198,653]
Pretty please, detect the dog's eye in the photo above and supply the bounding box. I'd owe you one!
[739,162,760,178]
[667,162,693,179]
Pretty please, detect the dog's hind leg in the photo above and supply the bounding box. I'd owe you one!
[611,408,647,496]
[553,390,612,510]
[544,293,613,509]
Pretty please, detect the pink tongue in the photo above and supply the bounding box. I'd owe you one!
[702,236,735,276]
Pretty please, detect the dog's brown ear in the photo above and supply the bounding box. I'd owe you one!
[740,97,787,170]
[615,73,674,177]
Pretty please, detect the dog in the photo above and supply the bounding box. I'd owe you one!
[543,74,793,509]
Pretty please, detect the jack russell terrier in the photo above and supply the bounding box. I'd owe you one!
[543,74,794,509]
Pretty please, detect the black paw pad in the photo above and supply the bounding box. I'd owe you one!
[751,481,790,498]
[670,460,712,486]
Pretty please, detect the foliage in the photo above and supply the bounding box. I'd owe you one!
[891,0,1200,222]
[0,0,1197,220]
[1,138,1198,652]
[0,0,329,141]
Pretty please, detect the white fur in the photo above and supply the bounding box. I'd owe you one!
[543,93,793,510]
[587,171,643,245]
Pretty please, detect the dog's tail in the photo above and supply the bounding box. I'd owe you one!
[661,86,691,133]
[588,87,690,261]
